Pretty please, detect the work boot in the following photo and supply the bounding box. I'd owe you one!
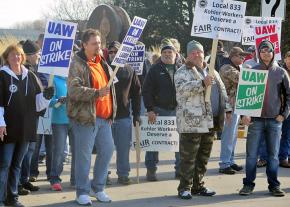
[146,169,157,181]
[279,160,290,168]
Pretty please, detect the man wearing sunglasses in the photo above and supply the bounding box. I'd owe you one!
[240,40,290,197]
[219,47,250,175]
[107,41,141,185]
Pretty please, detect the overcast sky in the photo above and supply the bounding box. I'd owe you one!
[0,0,52,28]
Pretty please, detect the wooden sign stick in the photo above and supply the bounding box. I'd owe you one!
[107,66,120,87]
[134,122,141,184]
[205,39,218,102]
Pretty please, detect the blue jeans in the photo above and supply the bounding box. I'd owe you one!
[145,107,180,173]
[243,118,282,189]
[219,113,240,169]
[68,124,75,186]
[30,134,52,179]
[50,124,71,184]
[20,142,36,184]
[112,117,132,177]
[279,116,290,161]
[258,138,268,161]
[71,118,114,196]
[0,142,29,202]
[140,96,146,116]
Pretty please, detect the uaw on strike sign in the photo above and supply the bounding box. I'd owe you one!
[191,0,246,42]
[235,68,269,117]
[38,20,77,77]
[111,16,147,67]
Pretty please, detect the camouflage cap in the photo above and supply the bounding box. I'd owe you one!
[229,47,250,58]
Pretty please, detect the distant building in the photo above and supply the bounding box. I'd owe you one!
[0,29,42,42]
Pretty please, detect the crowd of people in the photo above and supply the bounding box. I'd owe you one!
[0,28,289,206]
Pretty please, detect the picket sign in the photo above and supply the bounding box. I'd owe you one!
[107,16,147,87]
[261,0,286,20]
[38,19,77,107]
[235,68,269,116]
[38,19,77,78]
[191,0,246,102]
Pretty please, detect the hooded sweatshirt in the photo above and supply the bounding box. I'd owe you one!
[0,65,50,143]
[253,40,290,119]
[49,76,69,124]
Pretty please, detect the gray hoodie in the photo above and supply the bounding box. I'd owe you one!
[253,40,290,119]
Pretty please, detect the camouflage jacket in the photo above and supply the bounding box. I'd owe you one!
[174,62,231,133]
[219,63,239,108]
[67,50,117,125]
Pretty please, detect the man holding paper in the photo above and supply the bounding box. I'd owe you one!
[142,38,182,181]
[175,40,231,199]
[240,40,290,197]
[67,29,116,205]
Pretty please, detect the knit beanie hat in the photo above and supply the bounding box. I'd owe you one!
[187,40,204,55]
[160,38,176,52]
[258,40,275,53]
[23,40,40,55]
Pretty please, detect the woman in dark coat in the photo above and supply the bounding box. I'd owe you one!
[0,44,54,207]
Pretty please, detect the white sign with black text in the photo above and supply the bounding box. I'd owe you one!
[131,116,179,152]
[262,0,286,20]
[242,16,282,46]
[191,0,246,42]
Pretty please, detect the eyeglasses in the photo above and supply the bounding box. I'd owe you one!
[108,51,118,54]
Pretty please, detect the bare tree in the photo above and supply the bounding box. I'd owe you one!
[44,0,113,21]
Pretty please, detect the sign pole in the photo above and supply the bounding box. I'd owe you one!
[107,66,119,87]
[205,39,218,102]
[134,122,141,184]
[48,74,54,87]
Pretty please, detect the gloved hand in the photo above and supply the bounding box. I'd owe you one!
[133,116,142,127]
[43,86,54,100]
[57,96,67,104]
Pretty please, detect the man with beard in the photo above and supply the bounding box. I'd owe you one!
[67,29,116,205]
[142,38,183,181]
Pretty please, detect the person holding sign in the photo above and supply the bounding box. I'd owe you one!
[48,75,73,191]
[106,41,141,185]
[175,40,231,199]
[142,38,183,181]
[239,40,290,197]
[0,44,54,207]
[218,47,250,175]
[175,40,232,199]
[67,29,116,205]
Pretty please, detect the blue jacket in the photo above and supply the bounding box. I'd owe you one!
[49,76,69,124]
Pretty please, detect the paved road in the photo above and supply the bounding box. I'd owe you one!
[20,139,290,207]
